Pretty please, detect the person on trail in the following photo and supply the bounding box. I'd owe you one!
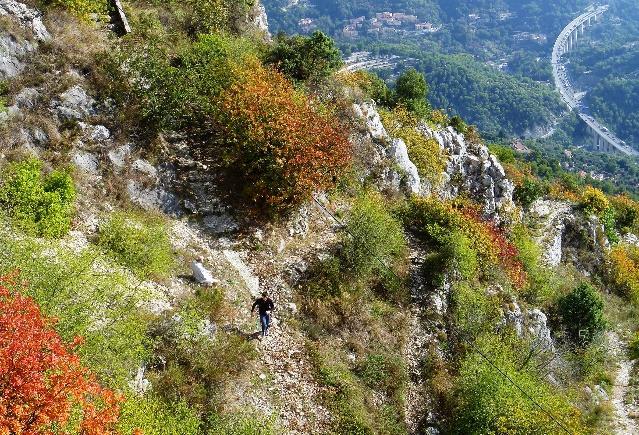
[191,256,219,286]
[252,292,275,337]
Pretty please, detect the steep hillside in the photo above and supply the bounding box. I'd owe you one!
[2,1,639,434]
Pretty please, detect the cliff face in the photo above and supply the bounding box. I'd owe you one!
[354,101,515,223]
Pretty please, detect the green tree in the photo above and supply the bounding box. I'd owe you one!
[266,31,343,82]
[514,178,547,209]
[394,68,430,117]
[557,283,606,346]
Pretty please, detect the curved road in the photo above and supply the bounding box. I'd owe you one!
[551,5,639,157]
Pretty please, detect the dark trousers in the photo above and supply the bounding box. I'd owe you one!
[260,313,270,336]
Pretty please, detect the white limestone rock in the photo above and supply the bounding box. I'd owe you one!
[0,0,50,41]
[390,138,421,194]
[108,144,131,170]
[72,150,99,174]
[126,180,181,216]
[53,85,97,121]
[132,158,158,179]
[202,212,239,234]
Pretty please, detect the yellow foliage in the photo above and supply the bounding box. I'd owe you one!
[548,182,580,203]
[47,0,106,18]
[428,109,450,127]
[607,244,639,302]
[610,194,639,234]
[380,108,448,187]
[580,186,609,216]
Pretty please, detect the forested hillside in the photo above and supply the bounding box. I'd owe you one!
[3,0,639,434]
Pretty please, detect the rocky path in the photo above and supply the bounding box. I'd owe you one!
[404,241,443,434]
[608,332,639,435]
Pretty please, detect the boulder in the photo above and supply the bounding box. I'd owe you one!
[0,0,49,79]
[53,85,96,121]
[72,150,99,174]
[0,0,49,41]
[108,144,131,170]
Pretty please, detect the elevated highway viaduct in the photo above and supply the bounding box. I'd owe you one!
[552,5,639,157]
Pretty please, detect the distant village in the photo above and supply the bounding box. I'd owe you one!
[298,9,547,44]
[298,11,442,38]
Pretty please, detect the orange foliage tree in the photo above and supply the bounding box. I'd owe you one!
[0,276,121,434]
[218,62,351,210]
[406,198,527,289]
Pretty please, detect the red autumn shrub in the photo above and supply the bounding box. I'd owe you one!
[0,275,121,434]
[218,62,351,210]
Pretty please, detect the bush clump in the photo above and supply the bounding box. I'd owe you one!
[0,158,75,238]
[404,197,526,288]
[98,211,174,279]
[119,34,350,211]
[310,192,407,299]
[514,178,547,209]
[580,186,610,216]
[610,194,639,234]
[557,283,606,346]
[451,335,585,434]
[265,31,343,82]
[381,107,448,187]
[43,0,107,18]
[606,244,639,302]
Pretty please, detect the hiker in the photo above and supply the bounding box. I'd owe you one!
[191,256,219,286]
[251,292,275,337]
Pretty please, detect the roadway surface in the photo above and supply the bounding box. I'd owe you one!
[551,5,639,156]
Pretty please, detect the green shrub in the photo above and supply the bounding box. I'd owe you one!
[265,31,343,82]
[440,230,479,281]
[0,158,75,238]
[557,283,606,346]
[98,211,174,280]
[380,107,448,187]
[449,115,468,134]
[206,412,278,434]
[394,68,430,118]
[610,195,639,234]
[118,395,201,434]
[630,332,639,360]
[514,178,547,208]
[360,71,392,106]
[43,0,107,18]
[147,298,257,413]
[451,334,585,434]
[512,224,562,303]
[356,353,407,400]
[0,227,152,389]
[601,207,620,245]
[310,345,401,435]
[451,282,500,342]
[339,192,408,298]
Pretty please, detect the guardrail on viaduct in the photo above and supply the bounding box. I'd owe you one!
[552,5,639,157]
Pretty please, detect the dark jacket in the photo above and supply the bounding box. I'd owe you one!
[252,297,274,315]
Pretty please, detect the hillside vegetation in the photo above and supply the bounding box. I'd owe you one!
[1,0,639,434]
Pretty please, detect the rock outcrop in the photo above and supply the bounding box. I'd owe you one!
[354,101,515,222]
[0,0,49,79]
[528,199,608,271]
[422,125,515,223]
[503,301,555,353]
[233,0,270,38]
